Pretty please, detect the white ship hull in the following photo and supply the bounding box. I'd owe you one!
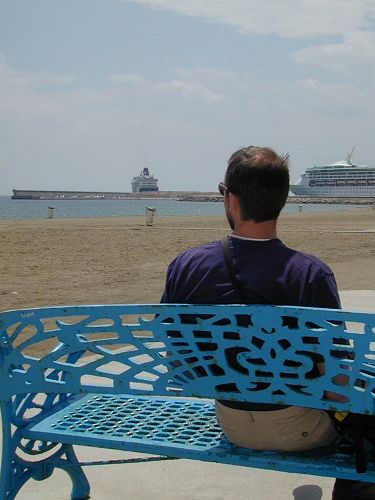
[131,167,159,193]
[291,149,375,198]
[290,184,375,198]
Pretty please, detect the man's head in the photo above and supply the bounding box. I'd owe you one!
[222,146,290,225]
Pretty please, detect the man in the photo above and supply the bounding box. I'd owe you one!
[161,146,373,498]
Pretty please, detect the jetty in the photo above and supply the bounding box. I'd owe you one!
[11,189,374,205]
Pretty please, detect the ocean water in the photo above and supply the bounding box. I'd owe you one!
[0,196,363,220]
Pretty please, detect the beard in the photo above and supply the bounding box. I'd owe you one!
[225,208,235,230]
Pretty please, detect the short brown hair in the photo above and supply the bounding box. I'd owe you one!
[225,146,290,222]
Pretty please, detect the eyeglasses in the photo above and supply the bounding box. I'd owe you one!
[218,182,229,196]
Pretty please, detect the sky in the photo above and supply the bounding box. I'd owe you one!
[1,0,375,194]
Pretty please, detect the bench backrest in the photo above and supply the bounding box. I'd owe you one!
[1,304,375,414]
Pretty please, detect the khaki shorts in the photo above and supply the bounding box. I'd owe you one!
[215,401,337,452]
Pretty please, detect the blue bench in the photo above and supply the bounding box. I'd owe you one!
[1,303,375,499]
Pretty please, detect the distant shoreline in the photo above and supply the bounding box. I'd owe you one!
[9,189,375,205]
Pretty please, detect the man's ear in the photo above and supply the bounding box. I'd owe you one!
[228,193,240,214]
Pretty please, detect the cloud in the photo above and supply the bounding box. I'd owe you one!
[161,79,222,102]
[1,52,374,193]
[0,54,76,89]
[122,0,373,39]
[296,78,371,117]
[119,1,375,81]
[0,57,227,192]
[108,71,223,102]
[0,55,78,117]
[108,73,150,86]
[293,31,375,81]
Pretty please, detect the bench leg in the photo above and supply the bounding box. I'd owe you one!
[1,440,90,499]
[59,445,91,500]
[0,458,36,500]
[1,402,90,499]
[1,442,90,499]
[1,403,35,500]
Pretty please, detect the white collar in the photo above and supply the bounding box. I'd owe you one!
[230,234,273,242]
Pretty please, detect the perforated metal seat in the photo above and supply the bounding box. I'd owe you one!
[25,393,374,480]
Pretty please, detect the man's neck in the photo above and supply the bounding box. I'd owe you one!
[231,219,277,239]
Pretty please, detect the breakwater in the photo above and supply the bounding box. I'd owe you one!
[11,189,374,205]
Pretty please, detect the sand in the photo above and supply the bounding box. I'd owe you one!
[1,207,375,312]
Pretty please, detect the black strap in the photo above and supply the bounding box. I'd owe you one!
[220,235,291,411]
[353,414,367,473]
[221,236,248,303]
[221,236,271,304]
[334,413,368,474]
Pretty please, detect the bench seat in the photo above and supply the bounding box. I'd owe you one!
[25,393,375,482]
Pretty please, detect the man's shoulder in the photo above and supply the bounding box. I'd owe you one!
[290,248,334,276]
[173,240,222,265]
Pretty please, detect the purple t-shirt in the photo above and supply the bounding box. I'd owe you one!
[161,236,341,309]
[161,236,341,411]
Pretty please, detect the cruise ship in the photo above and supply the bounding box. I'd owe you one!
[290,148,375,198]
[131,168,159,193]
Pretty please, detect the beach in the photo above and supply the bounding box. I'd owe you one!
[1,207,374,312]
[1,206,375,500]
